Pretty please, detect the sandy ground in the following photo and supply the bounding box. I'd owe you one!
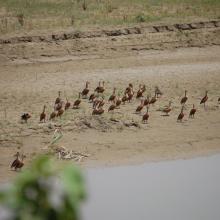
[0,41,220,183]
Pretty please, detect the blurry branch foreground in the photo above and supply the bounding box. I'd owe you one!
[0,156,86,220]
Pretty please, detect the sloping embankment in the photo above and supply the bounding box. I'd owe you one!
[0,20,219,44]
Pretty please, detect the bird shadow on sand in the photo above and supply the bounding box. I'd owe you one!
[10,169,21,172]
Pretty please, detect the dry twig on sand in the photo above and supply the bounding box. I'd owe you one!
[55,146,89,162]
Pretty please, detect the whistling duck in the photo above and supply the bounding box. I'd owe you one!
[49,111,57,120]
[99,81,105,93]
[177,106,184,122]
[108,88,116,102]
[144,95,150,106]
[54,101,63,111]
[73,92,81,109]
[122,94,128,104]
[82,81,90,98]
[136,84,144,98]
[94,81,101,92]
[89,93,96,102]
[127,90,134,102]
[136,99,144,113]
[21,113,31,123]
[11,152,25,171]
[125,83,133,95]
[108,100,116,112]
[200,91,208,108]
[93,98,100,109]
[11,152,19,169]
[181,90,188,105]
[65,98,71,110]
[57,108,64,118]
[92,97,104,109]
[155,86,163,98]
[142,106,149,123]
[40,105,46,122]
[92,105,104,115]
[162,101,172,116]
[116,97,122,108]
[189,104,196,118]
[55,91,61,105]
[98,98,105,108]
[95,81,105,93]
[149,92,157,105]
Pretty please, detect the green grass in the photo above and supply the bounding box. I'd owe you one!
[0,0,220,34]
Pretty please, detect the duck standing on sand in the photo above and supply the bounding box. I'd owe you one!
[136,84,145,99]
[40,105,46,122]
[92,104,104,115]
[49,111,56,121]
[200,90,208,108]
[162,101,172,116]
[115,96,122,108]
[149,92,157,105]
[73,92,81,109]
[189,104,196,118]
[21,113,31,123]
[155,86,163,98]
[65,98,71,110]
[109,88,116,103]
[177,106,184,122]
[108,100,116,112]
[55,91,62,105]
[142,106,149,124]
[81,81,90,98]
[11,152,26,171]
[180,90,188,105]
[136,99,144,113]
[95,81,105,93]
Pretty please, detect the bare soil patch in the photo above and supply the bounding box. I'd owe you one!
[0,25,220,183]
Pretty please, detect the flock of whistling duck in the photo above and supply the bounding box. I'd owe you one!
[15,81,219,170]
[20,81,216,125]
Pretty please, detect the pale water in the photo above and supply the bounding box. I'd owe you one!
[82,155,220,220]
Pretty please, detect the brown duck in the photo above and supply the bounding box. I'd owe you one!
[82,81,90,98]
[177,106,184,122]
[142,106,149,123]
[73,93,81,109]
[189,104,196,118]
[11,152,26,171]
[40,105,46,122]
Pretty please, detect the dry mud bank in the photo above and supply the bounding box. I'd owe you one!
[0,22,220,183]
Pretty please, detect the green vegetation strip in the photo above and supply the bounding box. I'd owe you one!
[0,0,219,34]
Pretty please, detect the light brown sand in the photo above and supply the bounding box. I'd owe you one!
[0,45,220,183]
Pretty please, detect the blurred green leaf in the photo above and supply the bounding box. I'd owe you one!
[0,156,86,220]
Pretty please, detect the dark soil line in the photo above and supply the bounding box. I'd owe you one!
[0,20,219,45]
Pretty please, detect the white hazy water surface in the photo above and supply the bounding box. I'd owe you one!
[83,154,220,220]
